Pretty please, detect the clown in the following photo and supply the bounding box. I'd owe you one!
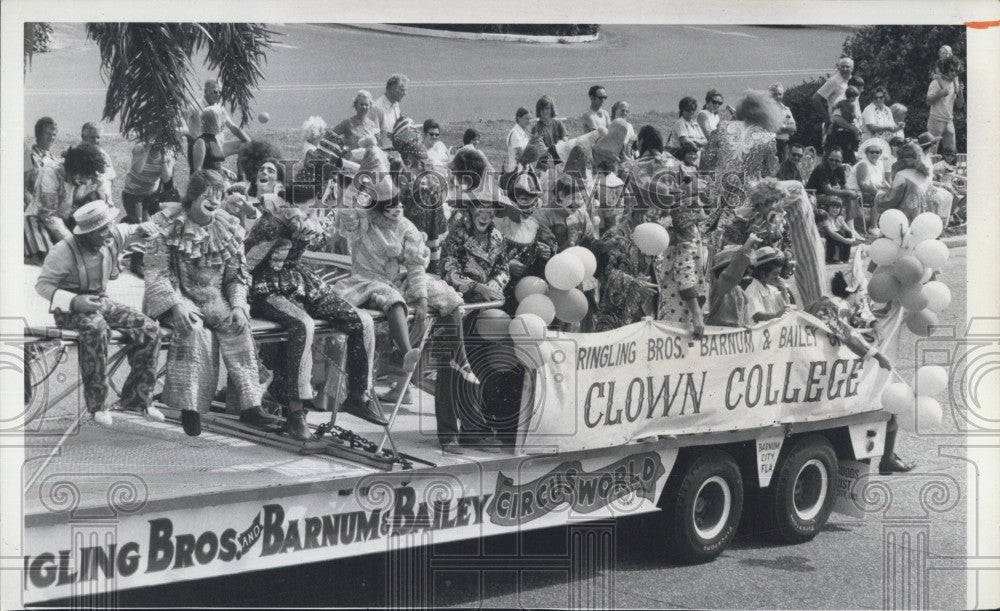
[334,176,479,406]
[144,170,275,436]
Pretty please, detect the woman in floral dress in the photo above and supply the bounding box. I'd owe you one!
[700,90,783,251]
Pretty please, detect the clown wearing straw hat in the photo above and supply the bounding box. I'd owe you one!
[35,201,165,427]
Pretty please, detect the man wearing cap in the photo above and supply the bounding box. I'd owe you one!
[372,74,409,149]
[35,202,164,427]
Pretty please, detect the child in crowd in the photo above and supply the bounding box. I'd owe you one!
[745,246,791,323]
[705,234,761,327]
[827,87,862,164]
[816,200,862,263]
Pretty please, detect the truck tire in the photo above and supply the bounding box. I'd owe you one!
[662,450,743,563]
[764,434,837,544]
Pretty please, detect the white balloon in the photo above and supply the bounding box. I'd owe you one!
[915,396,943,428]
[508,313,547,341]
[914,239,949,270]
[633,222,671,256]
[878,209,910,242]
[923,281,952,312]
[920,266,934,284]
[898,396,944,432]
[881,382,915,415]
[545,253,586,291]
[909,212,944,242]
[915,365,949,396]
[564,246,598,278]
[869,238,902,266]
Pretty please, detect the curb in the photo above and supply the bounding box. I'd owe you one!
[339,23,600,44]
[940,234,966,248]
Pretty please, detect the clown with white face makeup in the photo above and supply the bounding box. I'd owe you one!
[333,175,479,408]
[143,170,275,437]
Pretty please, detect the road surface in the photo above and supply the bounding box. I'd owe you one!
[24,24,850,134]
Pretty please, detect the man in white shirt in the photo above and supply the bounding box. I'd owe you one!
[184,79,250,172]
[581,85,611,131]
[925,57,964,155]
[811,57,854,125]
[372,74,409,148]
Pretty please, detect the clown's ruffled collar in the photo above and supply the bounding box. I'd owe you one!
[493,214,539,245]
[161,208,245,266]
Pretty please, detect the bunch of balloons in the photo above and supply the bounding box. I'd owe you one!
[488,245,599,369]
[866,210,951,336]
[880,365,948,432]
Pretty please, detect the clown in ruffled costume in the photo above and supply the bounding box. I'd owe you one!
[143,170,276,436]
[334,176,478,404]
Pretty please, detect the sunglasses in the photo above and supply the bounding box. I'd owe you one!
[710,99,724,105]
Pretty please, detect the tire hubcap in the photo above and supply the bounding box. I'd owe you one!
[693,476,731,540]
[792,459,828,521]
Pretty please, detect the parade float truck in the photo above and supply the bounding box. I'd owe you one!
[18,259,900,606]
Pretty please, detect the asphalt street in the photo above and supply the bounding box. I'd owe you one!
[24,24,850,134]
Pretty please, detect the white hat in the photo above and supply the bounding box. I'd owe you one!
[72,201,115,235]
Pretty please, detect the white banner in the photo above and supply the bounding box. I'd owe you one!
[520,311,899,454]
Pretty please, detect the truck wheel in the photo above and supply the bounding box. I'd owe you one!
[765,435,837,544]
[663,450,743,563]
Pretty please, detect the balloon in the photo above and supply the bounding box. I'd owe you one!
[898,284,929,312]
[869,238,902,266]
[915,365,949,396]
[881,382,915,415]
[514,276,548,302]
[909,212,944,242]
[901,396,943,431]
[564,246,598,278]
[258,112,270,123]
[891,255,924,287]
[516,294,556,325]
[869,228,882,238]
[905,309,939,337]
[508,313,547,341]
[878,209,909,242]
[914,239,949,270]
[545,253,585,291]
[474,309,511,341]
[915,396,944,428]
[549,288,589,323]
[867,272,901,303]
[920,266,934,284]
[633,222,671,256]
[923,281,952,312]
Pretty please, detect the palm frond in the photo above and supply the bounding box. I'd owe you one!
[84,22,276,150]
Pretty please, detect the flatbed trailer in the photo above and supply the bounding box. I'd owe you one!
[16,257,899,606]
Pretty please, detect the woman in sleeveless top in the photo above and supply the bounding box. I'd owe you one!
[192,106,242,175]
